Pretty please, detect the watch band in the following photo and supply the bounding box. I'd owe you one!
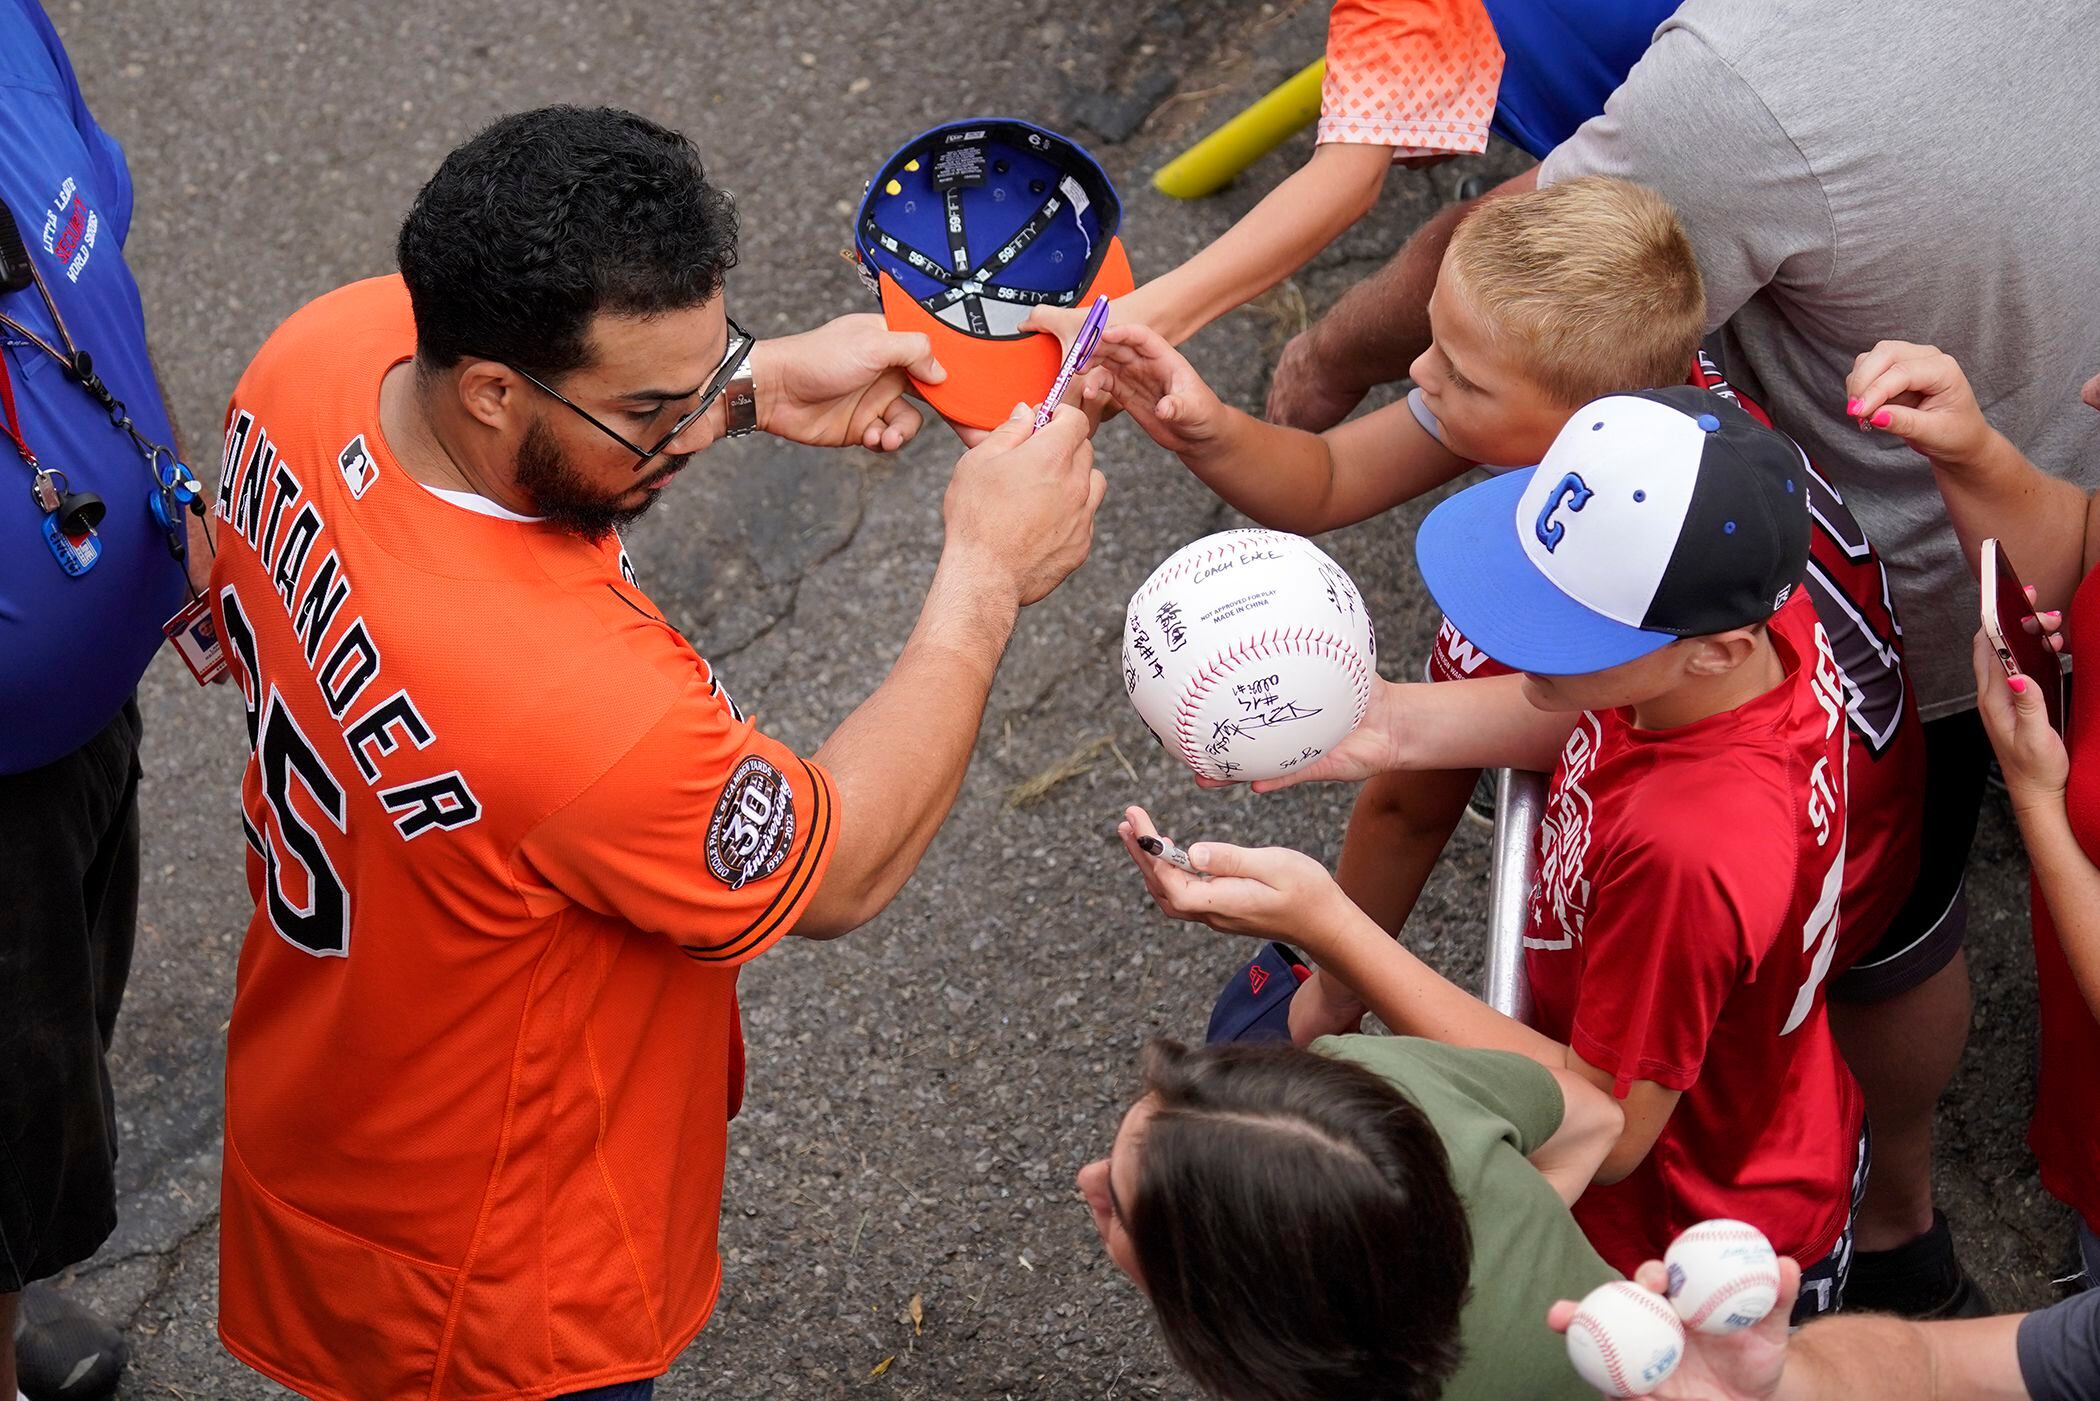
[723,369,759,439]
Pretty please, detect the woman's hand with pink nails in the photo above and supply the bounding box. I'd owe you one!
[1842,341,1995,470]
[1973,627,2069,815]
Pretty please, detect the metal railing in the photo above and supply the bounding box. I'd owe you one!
[1482,768,1547,1023]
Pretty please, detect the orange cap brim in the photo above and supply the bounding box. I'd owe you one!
[876,237,1136,431]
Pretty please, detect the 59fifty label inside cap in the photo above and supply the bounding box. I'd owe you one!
[933,145,988,189]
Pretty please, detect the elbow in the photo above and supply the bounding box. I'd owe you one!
[1305,142,1391,227]
[1579,1096,1632,1186]
[1591,1127,1647,1188]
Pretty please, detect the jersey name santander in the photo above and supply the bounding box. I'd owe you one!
[208,276,837,1400]
[1523,597,1864,1273]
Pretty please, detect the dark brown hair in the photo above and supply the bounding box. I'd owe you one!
[1126,1039,1473,1401]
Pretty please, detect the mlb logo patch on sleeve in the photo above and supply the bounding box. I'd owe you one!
[707,756,796,890]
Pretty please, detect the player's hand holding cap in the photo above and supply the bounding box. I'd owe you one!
[853,118,1136,431]
[1414,386,1811,676]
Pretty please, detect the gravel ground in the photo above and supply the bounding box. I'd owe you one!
[35,1,2077,1396]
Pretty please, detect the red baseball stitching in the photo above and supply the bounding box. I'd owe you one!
[1681,1271,1782,1330]
[1568,1316,1632,1396]
[1130,529,1301,611]
[1169,628,1374,775]
[1622,1284,1687,1331]
[1677,1224,1770,1247]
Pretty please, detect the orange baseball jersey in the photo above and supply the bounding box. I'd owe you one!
[1319,0,1504,157]
[206,275,838,1400]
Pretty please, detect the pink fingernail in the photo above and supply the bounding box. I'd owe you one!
[2009,674,2029,693]
[1846,398,1863,417]
[1870,409,1892,428]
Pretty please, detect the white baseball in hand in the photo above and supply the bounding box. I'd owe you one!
[1664,1219,1782,1335]
[1565,1280,1685,1398]
[1122,529,1377,782]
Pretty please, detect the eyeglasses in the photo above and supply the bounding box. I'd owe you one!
[511,315,754,471]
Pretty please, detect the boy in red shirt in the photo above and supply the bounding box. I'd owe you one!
[1122,389,1866,1315]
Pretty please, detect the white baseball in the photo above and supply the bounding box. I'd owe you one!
[1122,529,1377,782]
[1665,1219,1782,1335]
[1565,1280,1686,1398]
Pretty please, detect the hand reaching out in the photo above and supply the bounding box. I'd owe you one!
[1117,804,1349,947]
[1085,324,1231,457]
[1266,328,1366,431]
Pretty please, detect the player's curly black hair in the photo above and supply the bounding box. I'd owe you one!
[397,105,739,381]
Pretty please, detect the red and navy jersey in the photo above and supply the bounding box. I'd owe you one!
[1689,351,1924,958]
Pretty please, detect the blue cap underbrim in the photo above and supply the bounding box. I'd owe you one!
[1415,469,1677,677]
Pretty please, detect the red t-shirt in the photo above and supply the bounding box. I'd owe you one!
[2031,564,2100,1233]
[1428,364,1925,962]
[1523,596,1865,1271]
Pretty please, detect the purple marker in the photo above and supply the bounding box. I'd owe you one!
[1034,293,1111,430]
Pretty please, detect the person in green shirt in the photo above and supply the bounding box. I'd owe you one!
[1079,1033,1623,1401]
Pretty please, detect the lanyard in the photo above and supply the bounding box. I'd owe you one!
[0,336,38,469]
[0,251,169,476]
[0,227,204,567]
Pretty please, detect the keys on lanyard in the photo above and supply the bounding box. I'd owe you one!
[28,464,59,512]
[1,350,107,574]
[2,200,200,575]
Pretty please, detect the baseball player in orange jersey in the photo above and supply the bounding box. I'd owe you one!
[204,106,1104,1401]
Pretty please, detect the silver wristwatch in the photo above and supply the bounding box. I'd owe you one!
[722,367,759,439]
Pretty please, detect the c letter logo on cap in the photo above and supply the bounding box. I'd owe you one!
[1534,472,1594,554]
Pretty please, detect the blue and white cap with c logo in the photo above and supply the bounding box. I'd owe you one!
[1414,386,1810,676]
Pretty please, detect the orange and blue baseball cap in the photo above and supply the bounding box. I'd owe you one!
[854,118,1135,430]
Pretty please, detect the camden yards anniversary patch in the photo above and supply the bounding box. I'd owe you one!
[707,756,796,890]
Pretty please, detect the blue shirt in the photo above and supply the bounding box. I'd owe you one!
[1484,0,1680,157]
[0,0,184,773]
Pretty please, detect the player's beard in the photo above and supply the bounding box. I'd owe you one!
[513,414,690,542]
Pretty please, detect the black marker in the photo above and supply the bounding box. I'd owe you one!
[1137,833,1206,877]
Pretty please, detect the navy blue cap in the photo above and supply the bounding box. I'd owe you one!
[1206,942,1312,1045]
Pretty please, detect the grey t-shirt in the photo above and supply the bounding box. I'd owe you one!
[2019,1288,2100,1400]
[1541,0,2100,718]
